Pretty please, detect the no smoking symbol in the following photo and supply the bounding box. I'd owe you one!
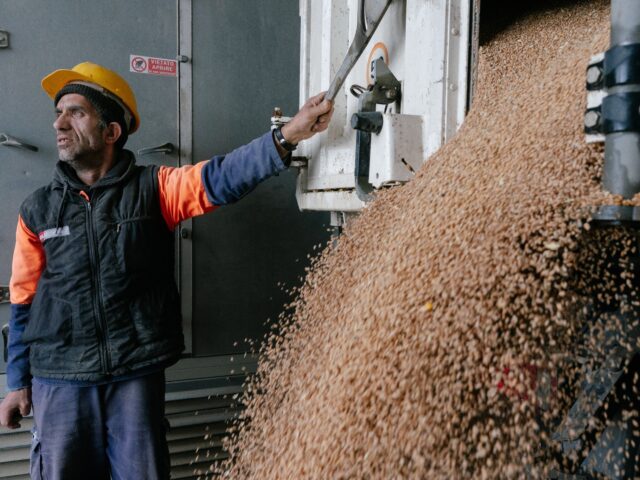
[131,57,147,72]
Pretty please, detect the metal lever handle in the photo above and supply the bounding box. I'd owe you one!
[138,142,174,156]
[0,133,39,152]
[325,0,393,101]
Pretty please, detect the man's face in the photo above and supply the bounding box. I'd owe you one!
[53,93,106,166]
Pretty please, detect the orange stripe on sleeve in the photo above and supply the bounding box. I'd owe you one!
[9,215,45,304]
[157,162,218,231]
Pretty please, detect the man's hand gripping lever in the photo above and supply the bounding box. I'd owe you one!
[272,92,334,158]
[270,0,392,155]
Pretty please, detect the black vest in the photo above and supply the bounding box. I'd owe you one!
[20,151,183,381]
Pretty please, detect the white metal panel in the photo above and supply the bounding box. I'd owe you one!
[369,113,423,187]
[295,166,366,212]
[296,0,474,213]
[299,0,355,191]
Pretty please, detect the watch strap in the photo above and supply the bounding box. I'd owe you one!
[273,126,297,152]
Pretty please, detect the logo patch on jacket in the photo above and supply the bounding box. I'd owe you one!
[39,226,70,242]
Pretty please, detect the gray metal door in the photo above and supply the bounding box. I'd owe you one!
[190,0,330,356]
[0,0,179,373]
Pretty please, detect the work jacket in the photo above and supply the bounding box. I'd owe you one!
[7,132,287,387]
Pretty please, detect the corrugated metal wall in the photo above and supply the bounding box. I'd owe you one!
[0,419,31,480]
[165,381,244,479]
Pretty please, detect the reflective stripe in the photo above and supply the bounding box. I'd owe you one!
[38,225,70,242]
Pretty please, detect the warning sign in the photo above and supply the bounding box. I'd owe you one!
[130,55,177,77]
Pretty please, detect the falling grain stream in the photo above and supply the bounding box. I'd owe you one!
[209,2,640,478]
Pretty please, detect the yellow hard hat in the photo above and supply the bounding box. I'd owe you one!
[41,62,140,133]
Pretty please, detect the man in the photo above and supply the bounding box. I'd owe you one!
[0,61,333,479]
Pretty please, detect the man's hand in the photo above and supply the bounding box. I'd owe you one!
[281,92,334,146]
[0,388,32,429]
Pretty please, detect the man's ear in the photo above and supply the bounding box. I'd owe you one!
[104,122,122,145]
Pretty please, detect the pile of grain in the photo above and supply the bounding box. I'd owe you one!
[215,1,621,477]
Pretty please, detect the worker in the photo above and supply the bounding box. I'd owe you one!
[0,61,333,479]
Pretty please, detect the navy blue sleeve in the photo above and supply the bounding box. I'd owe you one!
[201,131,288,206]
[6,303,32,391]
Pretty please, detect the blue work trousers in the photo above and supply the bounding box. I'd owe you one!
[30,371,170,480]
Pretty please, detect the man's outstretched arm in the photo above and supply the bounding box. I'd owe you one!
[157,93,333,230]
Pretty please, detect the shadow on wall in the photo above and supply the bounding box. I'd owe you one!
[480,0,588,45]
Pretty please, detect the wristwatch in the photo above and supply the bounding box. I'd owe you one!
[273,126,298,152]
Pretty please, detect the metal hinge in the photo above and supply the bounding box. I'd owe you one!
[0,285,9,304]
[584,52,606,144]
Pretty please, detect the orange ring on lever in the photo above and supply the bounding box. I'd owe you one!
[366,42,390,86]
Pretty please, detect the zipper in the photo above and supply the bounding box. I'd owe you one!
[114,216,154,233]
[82,194,112,375]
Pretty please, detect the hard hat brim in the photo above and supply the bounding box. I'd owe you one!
[42,69,95,100]
[41,68,140,133]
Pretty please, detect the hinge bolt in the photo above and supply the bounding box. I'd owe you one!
[586,65,603,86]
[584,110,601,129]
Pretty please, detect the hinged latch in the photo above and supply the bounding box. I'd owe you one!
[0,31,9,49]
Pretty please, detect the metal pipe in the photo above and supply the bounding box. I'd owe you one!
[611,0,640,45]
[603,0,640,197]
[603,133,640,196]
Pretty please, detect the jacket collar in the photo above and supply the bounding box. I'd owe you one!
[52,149,137,192]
